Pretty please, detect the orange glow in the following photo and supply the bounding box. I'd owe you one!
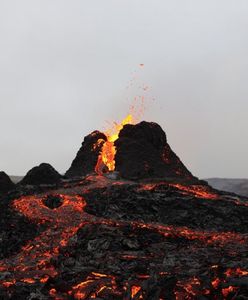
[40,275,49,283]
[176,277,201,297]
[211,278,221,289]
[91,272,108,278]
[225,267,248,277]
[169,183,219,200]
[94,86,148,175]
[96,285,107,294]
[72,279,95,290]
[139,182,220,200]
[49,288,57,296]
[74,291,87,300]
[95,114,135,174]
[2,280,16,288]
[131,285,142,299]
[0,194,86,289]
[222,286,238,297]
[21,278,36,284]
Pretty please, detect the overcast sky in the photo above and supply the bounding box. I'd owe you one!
[0,0,248,178]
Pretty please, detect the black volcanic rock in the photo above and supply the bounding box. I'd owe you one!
[43,194,63,209]
[1,174,248,299]
[0,192,40,260]
[65,131,107,178]
[0,171,15,193]
[115,121,196,181]
[20,163,62,185]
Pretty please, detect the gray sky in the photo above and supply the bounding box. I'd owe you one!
[0,0,248,178]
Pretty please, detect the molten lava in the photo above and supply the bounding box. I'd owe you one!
[95,114,135,174]
[0,176,248,299]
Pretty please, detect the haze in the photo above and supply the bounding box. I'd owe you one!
[0,0,248,178]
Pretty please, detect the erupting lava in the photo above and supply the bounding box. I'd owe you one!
[95,114,135,174]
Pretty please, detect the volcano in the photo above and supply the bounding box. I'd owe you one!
[66,121,197,182]
[20,163,62,186]
[0,120,248,299]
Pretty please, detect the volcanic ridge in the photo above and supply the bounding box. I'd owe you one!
[0,121,248,299]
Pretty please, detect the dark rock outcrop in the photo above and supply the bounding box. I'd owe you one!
[20,163,62,185]
[0,171,15,193]
[115,121,196,181]
[43,194,63,209]
[65,131,107,178]
[0,192,40,260]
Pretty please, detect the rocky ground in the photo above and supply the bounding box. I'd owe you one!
[0,175,248,299]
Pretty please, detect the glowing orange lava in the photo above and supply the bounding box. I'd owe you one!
[1,176,247,299]
[169,183,220,199]
[95,114,135,174]
[131,285,142,299]
[139,182,220,200]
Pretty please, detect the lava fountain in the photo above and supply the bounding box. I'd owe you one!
[95,114,135,174]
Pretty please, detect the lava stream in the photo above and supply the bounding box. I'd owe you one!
[0,194,89,281]
[0,177,248,299]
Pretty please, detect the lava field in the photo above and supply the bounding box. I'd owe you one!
[0,120,248,299]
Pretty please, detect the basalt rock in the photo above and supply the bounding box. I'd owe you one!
[115,121,197,181]
[65,131,107,178]
[0,191,40,259]
[0,171,15,193]
[43,194,63,209]
[20,163,62,185]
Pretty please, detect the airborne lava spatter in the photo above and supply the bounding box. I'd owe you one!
[94,91,147,175]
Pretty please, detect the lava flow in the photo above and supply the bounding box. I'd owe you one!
[0,193,87,282]
[0,175,248,299]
